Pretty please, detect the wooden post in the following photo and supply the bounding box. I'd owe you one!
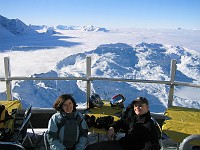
[86,57,91,108]
[4,57,13,100]
[168,60,176,108]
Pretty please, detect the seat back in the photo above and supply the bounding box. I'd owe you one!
[7,105,33,149]
[179,134,200,150]
[11,105,32,145]
[22,105,32,121]
[16,111,31,144]
[44,131,50,150]
[151,117,162,140]
[151,117,162,149]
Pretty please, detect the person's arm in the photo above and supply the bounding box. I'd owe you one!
[75,113,88,150]
[107,119,128,140]
[107,126,115,140]
[111,118,128,133]
[47,114,66,150]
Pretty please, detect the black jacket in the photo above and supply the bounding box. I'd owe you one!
[112,111,160,150]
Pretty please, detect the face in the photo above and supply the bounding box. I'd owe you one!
[134,102,149,116]
[62,99,74,113]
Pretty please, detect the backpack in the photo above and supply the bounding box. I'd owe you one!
[0,104,13,141]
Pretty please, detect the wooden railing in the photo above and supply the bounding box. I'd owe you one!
[1,57,200,108]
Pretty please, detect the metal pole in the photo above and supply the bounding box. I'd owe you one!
[4,57,13,100]
[86,57,91,108]
[168,59,176,108]
[179,134,200,150]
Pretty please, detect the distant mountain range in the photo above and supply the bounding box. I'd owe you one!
[30,24,109,32]
[0,15,109,37]
[0,15,199,113]
[1,43,199,112]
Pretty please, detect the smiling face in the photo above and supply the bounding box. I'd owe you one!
[134,102,149,116]
[62,99,74,113]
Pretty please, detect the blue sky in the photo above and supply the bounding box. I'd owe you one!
[1,0,200,29]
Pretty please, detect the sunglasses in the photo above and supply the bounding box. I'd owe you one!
[134,103,147,108]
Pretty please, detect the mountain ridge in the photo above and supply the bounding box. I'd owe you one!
[0,42,199,113]
[0,15,199,113]
[0,15,38,36]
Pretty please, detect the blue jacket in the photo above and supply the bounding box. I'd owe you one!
[47,111,88,150]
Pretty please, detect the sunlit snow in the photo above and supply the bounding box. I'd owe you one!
[0,16,200,113]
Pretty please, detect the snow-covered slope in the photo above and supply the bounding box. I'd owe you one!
[0,24,15,37]
[0,42,199,113]
[0,15,199,113]
[0,15,38,36]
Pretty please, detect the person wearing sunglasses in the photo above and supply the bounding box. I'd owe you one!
[86,97,161,150]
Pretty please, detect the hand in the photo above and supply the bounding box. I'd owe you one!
[107,127,115,140]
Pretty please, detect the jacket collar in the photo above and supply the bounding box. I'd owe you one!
[61,111,76,119]
[136,111,151,123]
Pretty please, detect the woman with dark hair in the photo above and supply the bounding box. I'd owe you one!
[47,94,88,150]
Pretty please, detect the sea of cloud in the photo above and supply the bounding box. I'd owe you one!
[0,28,200,112]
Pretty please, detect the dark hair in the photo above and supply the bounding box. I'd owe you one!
[53,94,77,112]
